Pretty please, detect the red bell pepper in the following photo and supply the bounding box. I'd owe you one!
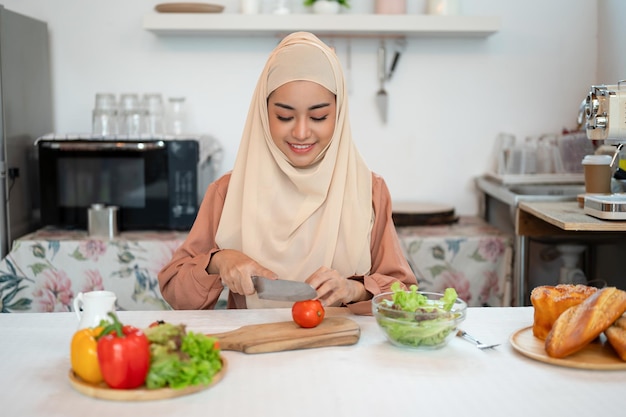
[97,312,150,389]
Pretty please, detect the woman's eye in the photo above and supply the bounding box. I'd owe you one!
[274,113,327,122]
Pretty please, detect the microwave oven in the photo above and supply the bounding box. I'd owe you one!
[37,138,199,231]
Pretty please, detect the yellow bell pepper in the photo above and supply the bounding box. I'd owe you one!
[70,326,104,384]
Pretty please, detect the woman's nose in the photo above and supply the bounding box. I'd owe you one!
[292,118,311,140]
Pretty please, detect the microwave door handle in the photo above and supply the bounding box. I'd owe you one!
[39,141,166,151]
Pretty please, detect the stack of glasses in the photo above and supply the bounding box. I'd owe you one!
[492,131,595,176]
[92,93,187,138]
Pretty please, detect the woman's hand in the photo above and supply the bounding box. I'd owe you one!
[306,266,369,307]
[208,249,277,296]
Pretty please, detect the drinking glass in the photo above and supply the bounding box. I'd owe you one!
[143,93,165,136]
[166,97,187,136]
[92,93,118,137]
[118,93,146,137]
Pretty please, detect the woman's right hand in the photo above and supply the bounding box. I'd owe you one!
[208,249,278,296]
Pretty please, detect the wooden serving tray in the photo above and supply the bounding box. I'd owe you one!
[155,3,224,13]
[510,327,626,370]
[68,357,227,401]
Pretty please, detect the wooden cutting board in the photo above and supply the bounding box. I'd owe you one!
[209,317,360,354]
[392,201,458,226]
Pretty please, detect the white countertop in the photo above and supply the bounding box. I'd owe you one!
[1,307,625,416]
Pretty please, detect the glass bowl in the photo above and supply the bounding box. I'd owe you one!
[372,291,467,350]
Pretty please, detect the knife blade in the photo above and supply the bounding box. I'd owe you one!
[251,276,317,302]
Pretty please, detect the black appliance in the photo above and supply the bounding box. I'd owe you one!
[37,138,199,231]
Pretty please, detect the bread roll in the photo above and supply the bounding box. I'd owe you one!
[530,284,597,340]
[545,287,626,359]
[605,316,626,361]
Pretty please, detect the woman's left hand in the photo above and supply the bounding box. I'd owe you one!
[306,266,366,307]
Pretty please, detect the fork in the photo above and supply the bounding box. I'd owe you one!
[456,329,500,350]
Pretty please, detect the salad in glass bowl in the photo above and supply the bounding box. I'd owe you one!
[372,282,467,349]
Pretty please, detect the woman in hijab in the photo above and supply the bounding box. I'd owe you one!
[158,32,416,315]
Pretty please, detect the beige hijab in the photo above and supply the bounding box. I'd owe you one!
[215,32,372,308]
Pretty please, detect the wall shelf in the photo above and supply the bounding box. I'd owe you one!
[142,14,501,38]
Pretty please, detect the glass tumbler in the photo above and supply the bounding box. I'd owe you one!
[118,93,147,137]
[92,93,118,137]
[143,93,165,136]
[166,97,187,136]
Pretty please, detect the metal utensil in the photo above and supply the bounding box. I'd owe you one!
[386,38,405,81]
[375,42,388,123]
[251,276,317,302]
[387,50,401,81]
[456,330,501,350]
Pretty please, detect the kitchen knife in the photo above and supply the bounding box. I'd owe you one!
[251,276,317,302]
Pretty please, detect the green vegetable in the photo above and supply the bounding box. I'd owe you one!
[303,0,350,8]
[387,282,458,313]
[377,282,461,348]
[144,323,222,390]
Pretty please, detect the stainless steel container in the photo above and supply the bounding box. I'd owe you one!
[88,204,118,239]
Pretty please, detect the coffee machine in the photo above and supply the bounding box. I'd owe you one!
[582,81,626,219]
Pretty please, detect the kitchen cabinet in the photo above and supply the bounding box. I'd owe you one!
[142,13,500,38]
[514,201,626,307]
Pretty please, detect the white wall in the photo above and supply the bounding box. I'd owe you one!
[1,0,604,215]
[598,0,626,82]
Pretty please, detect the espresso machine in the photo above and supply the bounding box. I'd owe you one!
[583,81,626,219]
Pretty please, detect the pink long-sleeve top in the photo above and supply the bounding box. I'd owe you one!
[158,172,417,315]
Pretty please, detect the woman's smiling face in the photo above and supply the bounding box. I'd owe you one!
[267,80,337,168]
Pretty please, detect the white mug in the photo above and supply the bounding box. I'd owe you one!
[240,0,260,14]
[73,290,117,330]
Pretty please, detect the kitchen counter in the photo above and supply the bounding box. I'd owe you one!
[1,307,625,416]
[475,176,609,306]
[517,201,626,233]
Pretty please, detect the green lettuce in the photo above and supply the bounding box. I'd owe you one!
[378,282,460,348]
[144,323,222,390]
[388,282,458,312]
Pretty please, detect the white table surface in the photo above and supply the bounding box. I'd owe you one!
[1,307,625,416]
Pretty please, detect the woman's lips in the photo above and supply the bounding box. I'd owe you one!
[289,142,315,154]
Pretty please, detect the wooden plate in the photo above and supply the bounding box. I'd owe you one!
[510,327,626,370]
[155,3,225,13]
[68,357,227,401]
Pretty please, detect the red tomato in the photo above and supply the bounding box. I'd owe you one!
[292,299,325,328]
